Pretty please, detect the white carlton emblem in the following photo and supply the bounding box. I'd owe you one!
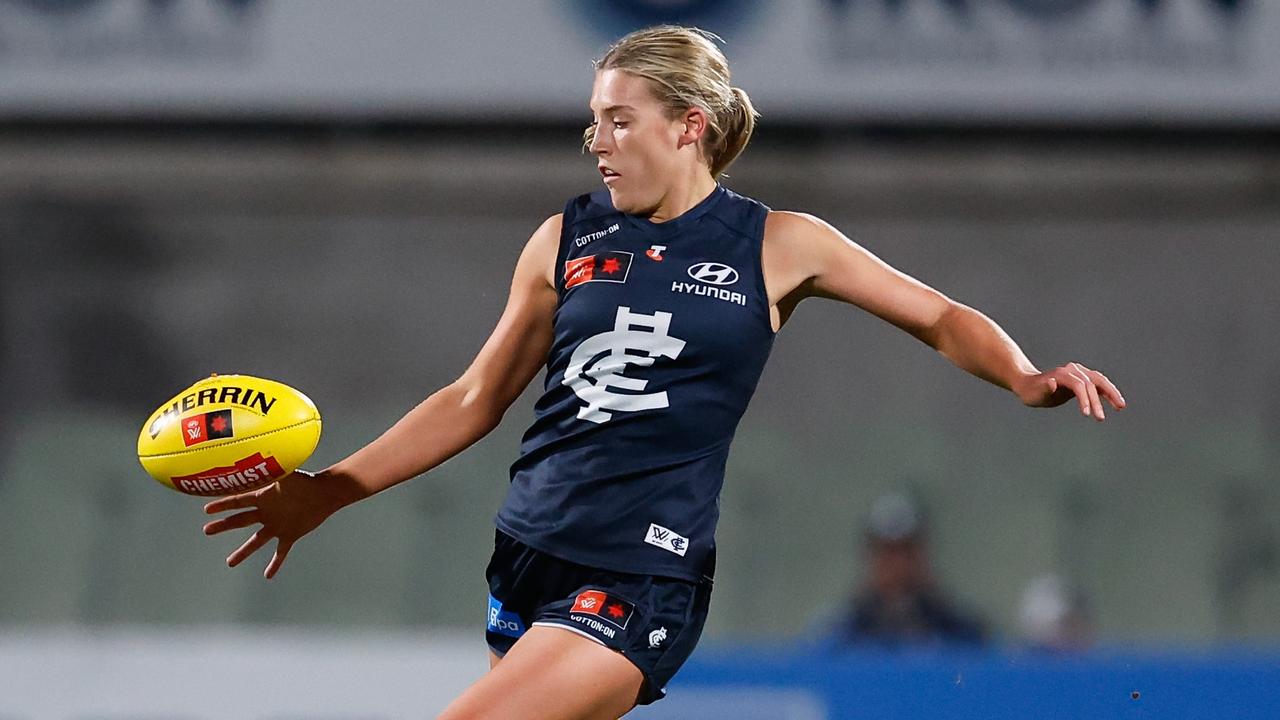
[649,627,668,649]
[562,306,686,424]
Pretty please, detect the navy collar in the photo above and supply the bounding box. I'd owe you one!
[621,184,725,238]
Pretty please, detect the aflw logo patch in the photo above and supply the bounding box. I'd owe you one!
[564,251,633,290]
[570,590,635,630]
[645,523,689,557]
[180,409,234,447]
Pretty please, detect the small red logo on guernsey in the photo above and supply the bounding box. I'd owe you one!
[646,245,666,261]
[170,452,284,496]
[565,255,595,288]
[570,589,635,630]
[564,252,634,290]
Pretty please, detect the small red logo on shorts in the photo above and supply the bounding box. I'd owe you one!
[572,590,605,614]
[570,589,634,630]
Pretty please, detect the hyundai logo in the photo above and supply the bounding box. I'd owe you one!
[687,262,739,286]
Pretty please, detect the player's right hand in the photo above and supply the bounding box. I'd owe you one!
[1014,362,1125,421]
[202,469,358,579]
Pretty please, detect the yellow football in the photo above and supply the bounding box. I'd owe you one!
[137,374,321,497]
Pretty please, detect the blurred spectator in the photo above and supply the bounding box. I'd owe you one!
[822,493,987,648]
[1017,573,1095,653]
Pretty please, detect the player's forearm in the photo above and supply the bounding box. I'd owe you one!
[925,302,1039,398]
[320,382,503,506]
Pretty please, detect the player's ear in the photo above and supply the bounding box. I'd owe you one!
[677,107,708,149]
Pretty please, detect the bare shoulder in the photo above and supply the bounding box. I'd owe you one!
[536,212,564,235]
[529,213,563,249]
[764,209,837,247]
[761,210,846,300]
[764,210,849,263]
[519,213,563,288]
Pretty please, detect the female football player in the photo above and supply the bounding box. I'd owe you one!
[203,25,1125,720]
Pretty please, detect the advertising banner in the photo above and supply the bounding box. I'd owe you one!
[0,0,1275,123]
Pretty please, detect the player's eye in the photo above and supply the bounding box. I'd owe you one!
[613,119,628,129]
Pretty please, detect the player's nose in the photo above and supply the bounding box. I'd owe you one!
[589,129,609,156]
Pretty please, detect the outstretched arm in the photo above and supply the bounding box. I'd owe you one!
[203,214,562,577]
[765,211,1125,418]
[316,214,560,499]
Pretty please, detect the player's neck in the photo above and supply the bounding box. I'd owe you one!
[647,172,718,224]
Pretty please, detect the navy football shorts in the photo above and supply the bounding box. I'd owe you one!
[484,528,714,705]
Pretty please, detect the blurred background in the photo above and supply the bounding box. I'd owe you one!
[1,1,1278,718]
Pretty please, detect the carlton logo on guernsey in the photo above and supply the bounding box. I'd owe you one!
[563,306,686,424]
[497,184,776,582]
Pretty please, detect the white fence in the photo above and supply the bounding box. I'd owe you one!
[0,627,826,719]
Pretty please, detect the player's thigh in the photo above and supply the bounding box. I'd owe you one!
[488,650,501,671]
[439,625,643,720]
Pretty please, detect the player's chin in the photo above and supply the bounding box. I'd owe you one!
[605,186,635,212]
[606,187,655,216]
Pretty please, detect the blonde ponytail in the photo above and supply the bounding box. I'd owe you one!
[713,86,758,177]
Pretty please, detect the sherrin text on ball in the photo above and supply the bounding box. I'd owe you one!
[137,374,321,496]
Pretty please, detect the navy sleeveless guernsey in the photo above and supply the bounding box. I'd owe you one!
[495,184,775,582]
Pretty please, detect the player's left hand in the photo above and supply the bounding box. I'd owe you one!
[202,469,354,579]
[1014,362,1125,421]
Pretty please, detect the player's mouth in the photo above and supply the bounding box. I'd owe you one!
[599,165,621,185]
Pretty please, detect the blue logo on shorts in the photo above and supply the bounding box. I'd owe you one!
[487,594,527,639]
